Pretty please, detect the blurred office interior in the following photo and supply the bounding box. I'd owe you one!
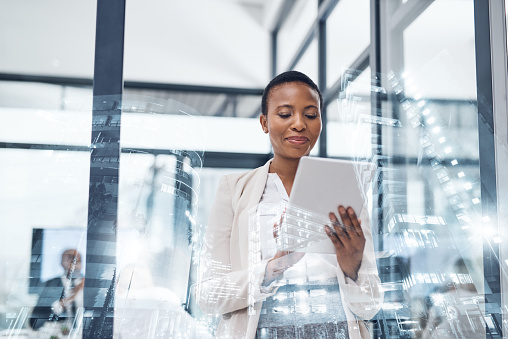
[1,0,508,337]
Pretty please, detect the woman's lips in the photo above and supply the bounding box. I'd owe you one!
[286,136,309,145]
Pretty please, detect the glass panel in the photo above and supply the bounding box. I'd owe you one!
[328,67,372,158]
[0,12,95,326]
[120,110,270,154]
[326,0,370,88]
[292,39,320,157]
[105,96,208,337]
[123,88,262,119]
[0,85,268,337]
[0,82,92,147]
[293,38,318,86]
[120,90,268,153]
[122,89,267,154]
[0,3,97,78]
[289,38,320,158]
[0,148,91,334]
[277,0,318,72]
[124,1,269,88]
[366,0,487,337]
[4,0,499,337]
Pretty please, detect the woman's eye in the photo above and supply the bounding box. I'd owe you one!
[278,113,291,118]
[306,114,318,119]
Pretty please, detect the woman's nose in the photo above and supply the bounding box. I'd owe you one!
[290,114,306,131]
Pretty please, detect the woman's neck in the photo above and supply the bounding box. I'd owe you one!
[269,156,300,196]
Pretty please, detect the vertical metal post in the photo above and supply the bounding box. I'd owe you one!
[487,0,508,334]
[271,30,277,78]
[318,0,327,158]
[83,1,125,338]
[473,0,502,335]
[371,0,383,248]
[270,0,298,78]
[371,1,390,337]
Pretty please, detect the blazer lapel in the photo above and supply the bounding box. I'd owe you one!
[237,160,271,268]
[247,159,271,212]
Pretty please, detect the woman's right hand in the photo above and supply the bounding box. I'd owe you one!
[262,217,305,285]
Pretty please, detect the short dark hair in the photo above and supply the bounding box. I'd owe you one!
[261,70,323,115]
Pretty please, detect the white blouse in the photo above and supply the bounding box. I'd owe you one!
[257,173,345,284]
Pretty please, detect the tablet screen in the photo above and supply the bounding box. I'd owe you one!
[280,157,374,254]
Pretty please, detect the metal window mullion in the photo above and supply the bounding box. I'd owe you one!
[473,0,502,335]
[389,0,434,32]
[318,0,327,157]
[371,0,384,244]
[370,1,390,336]
[489,0,508,331]
[83,1,126,338]
[0,73,263,96]
[125,81,263,95]
[270,0,296,75]
[317,0,340,22]
[286,28,317,71]
[271,30,277,77]
[322,46,370,105]
[285,0,339,72]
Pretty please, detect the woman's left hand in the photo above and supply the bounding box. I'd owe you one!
[324,205,365,281]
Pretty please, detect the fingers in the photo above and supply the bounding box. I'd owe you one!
[324,225,343,249]
[328,212,348,239]
[272,223,279,239]
[336,206,363,237]
[273,210,286,239]
[338,206,353,231]
[345,206,364,237]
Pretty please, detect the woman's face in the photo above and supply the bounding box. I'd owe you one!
[260,82,322,160]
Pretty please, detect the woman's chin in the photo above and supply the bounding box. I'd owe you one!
[278,150,311,160]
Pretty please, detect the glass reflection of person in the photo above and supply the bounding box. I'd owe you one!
[421,258,485,339]
[29,249,84,329]
[114,262,213,338]
[197,71,383,338]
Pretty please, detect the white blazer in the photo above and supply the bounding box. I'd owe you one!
[196,160,383,339]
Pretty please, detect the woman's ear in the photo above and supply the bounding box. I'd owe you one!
[260,114,268,133]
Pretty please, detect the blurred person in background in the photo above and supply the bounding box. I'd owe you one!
[29,249,84,330]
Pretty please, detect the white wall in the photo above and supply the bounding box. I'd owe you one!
[403,0,477,100]
[0,0,97,79]
[0,0,270,88]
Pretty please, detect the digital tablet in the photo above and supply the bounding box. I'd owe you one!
[286,156,375,254]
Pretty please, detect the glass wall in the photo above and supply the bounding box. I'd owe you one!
[277,0,318,73]
[123,0,270,88]
[370,0,495,337]
[326,0,370,87]
[0,1,97,334]
[1,0,507,338]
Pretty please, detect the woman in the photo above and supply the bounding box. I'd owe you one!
[197,71,383,338]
